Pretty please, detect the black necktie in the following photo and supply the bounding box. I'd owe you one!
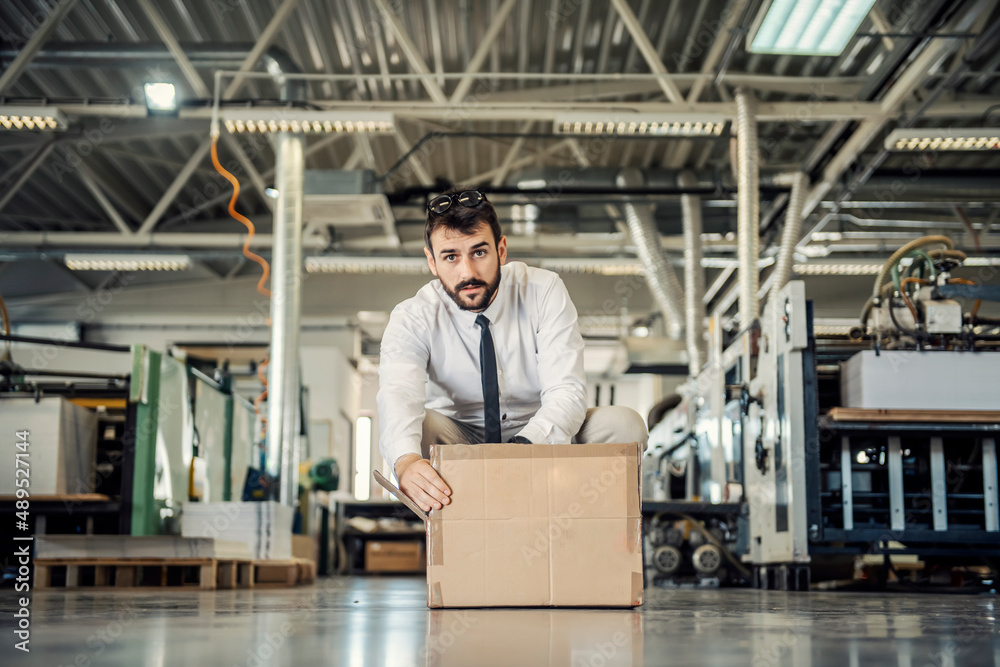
[475,314,502,443]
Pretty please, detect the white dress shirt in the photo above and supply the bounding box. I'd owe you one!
[377,261,587,468]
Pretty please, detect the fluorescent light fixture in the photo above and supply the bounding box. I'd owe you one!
[793,261,882,276]
[538,258,645,275]
[65,253,191,271]
[884,127,1000,151]
[748,0,878,56]
[0,106,67,131]
[304,256,429,274]
[221,109,394,134]
[554,113,726,137]
[144,82,177,113]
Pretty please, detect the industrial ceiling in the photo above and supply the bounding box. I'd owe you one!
[1,0,999,334]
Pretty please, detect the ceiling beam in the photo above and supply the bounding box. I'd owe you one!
[449,0,520,103]
[390,124,434,186]
[608,0,684,103]
[371,0,448,103]
[48,92,996,121]
[137,0,210,97]
[137,138,213,235]
[0,0,78,95]
[76,165,134,235]
[686,0,749,104]
[801,0,995,220]
[49,98,999,124]
[0,141,57,216]
[491,120,536,187]
[223,0,301,100]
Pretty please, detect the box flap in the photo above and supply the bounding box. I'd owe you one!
[372,470,428,522]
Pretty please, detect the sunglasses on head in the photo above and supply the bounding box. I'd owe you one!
[427,190,487,215]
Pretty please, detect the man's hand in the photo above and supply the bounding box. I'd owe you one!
[395,453,452,512]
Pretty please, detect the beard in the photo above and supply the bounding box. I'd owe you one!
[443,266,501,312]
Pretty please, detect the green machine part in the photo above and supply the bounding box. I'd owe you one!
[309,458,340,492]
[129,345,162,536]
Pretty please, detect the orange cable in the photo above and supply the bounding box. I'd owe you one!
[210,137,271,298]
[946,278,981,320]
[900,277,928,323]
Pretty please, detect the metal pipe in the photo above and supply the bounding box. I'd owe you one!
[0,333,131,353]
[267,133,305,506]
[734,89,760,325]
[769,171,808,295]
[678,170,705,374]
[0,42,299,71]
[616,168,686,340]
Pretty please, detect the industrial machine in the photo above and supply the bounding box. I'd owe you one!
[645,236,1000,590]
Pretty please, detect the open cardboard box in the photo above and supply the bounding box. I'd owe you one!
[374,442,643,608]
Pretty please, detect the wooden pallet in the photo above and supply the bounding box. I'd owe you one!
[827,407,1000,423]
[0,493,111,503]
[35,557,317,590]
[34,557,252,590]
[252,559,314,587]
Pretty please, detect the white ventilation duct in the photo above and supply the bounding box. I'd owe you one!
[616,168,686,341]
[678,170,705,375]
[769,171,809,296]
[735,89,761,325]
[267,133,305,506]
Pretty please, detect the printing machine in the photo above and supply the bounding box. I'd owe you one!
[644,236,1000,590]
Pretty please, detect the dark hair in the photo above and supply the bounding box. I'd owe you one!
[424,188,503,252]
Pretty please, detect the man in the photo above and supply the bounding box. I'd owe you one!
[378,189,648,512]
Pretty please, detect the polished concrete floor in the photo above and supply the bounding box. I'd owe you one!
[1,576,998,666]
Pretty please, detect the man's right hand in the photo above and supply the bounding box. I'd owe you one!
[395,453,452,512]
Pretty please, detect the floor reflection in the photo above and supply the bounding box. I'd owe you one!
[424,609,642,667]
[2,577,999,667]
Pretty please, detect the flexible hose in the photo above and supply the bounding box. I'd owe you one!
[895,249,937,289]
[872,235,953,302]
[735,89,760,324]
[770,171,808,295]
[617,169,686,340]
[860,282,895,327]
[679,170,705,373]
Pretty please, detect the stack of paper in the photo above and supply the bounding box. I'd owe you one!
[181,501,293,560]
[35,535,252,560]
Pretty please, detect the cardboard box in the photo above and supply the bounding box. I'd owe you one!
[365,541,424,572]
[375,442,643,608]
[292,534,316,563]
